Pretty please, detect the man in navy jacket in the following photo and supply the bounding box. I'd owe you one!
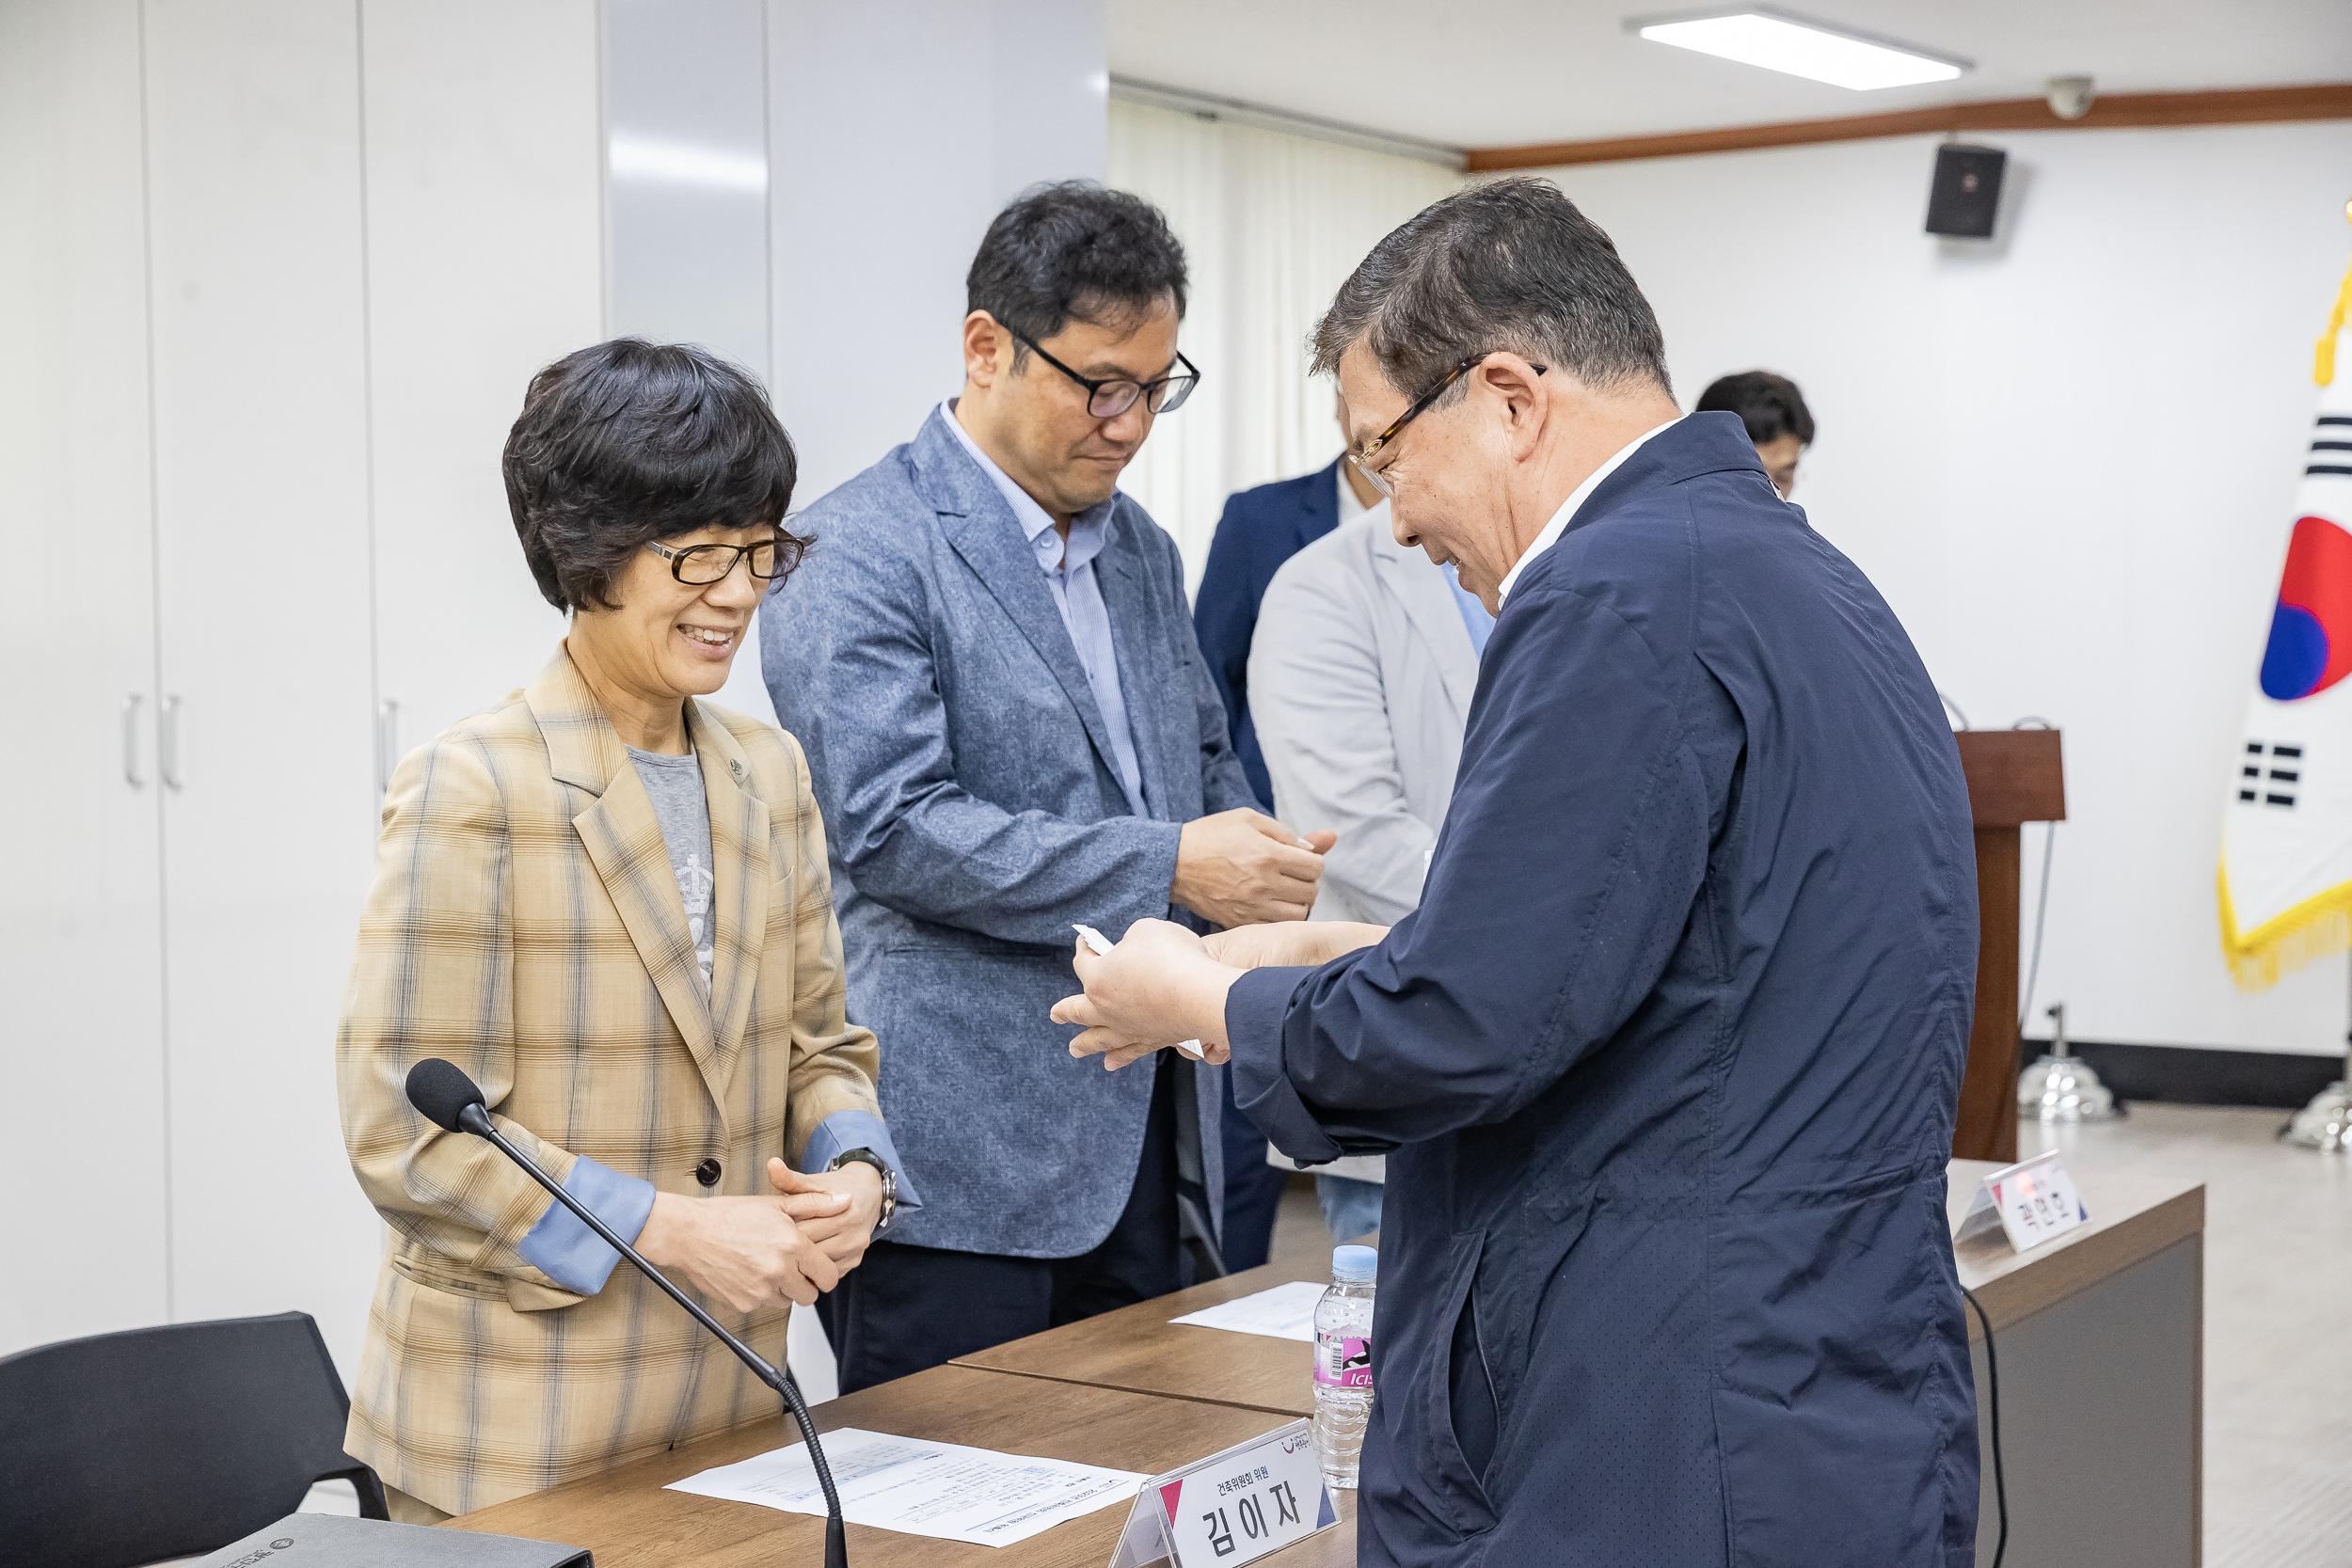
[1058,179,1980,1566]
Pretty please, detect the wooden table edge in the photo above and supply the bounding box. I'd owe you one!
[946,1358,1309,1420]
[1958,1181,2204,1338]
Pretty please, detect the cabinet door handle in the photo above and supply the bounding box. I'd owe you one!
[122,693,146,787]
[375,698,400,797]
[159,693,183,791]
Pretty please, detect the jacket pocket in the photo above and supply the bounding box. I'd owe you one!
[1411,1229,1500,1537]
[1478,1191,1596,1440]
[390,1248,583,1312]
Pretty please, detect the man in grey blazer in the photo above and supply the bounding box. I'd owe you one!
[1247,495,1493,1240]
[762,182,1330,1391]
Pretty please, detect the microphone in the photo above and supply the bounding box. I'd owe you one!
[405,1058,849,1568]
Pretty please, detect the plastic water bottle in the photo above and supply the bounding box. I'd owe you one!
[1312,1243,1377,1488]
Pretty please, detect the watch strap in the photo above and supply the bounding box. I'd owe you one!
[826,1147,897,1233]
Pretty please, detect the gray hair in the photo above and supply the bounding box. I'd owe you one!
[1311,177,1670,404]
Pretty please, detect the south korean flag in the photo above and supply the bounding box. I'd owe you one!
[2220,258,2352,988]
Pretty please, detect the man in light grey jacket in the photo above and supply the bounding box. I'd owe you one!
[1247,487,1492,1238]
[763,182,1329,1392]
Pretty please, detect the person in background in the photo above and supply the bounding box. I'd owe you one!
[1191,395,1382,1268]
[1057,178,1980,1566]
[338,341,913,1522]
[762,182,1331,1393]
[1245,465,1492,1242]
[1696,369,1814,497]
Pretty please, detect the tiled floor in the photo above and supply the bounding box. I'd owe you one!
[2020,1101,2352,1568]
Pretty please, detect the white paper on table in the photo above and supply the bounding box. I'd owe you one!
[665,1427,1146,1548]
[1168,1280,1327,1342]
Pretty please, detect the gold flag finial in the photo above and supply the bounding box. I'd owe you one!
[2320,219,2352,386]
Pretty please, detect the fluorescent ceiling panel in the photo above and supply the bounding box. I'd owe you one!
[1631,9,1969,91]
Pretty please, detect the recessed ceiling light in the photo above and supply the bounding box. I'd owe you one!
[1627,7,1970,91]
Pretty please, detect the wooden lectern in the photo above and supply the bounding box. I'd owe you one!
[1951,729,2067,1163]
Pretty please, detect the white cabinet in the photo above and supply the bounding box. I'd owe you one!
[0,0,171,1356]
[0,0,601,1383]
[142,0,385,1377]
[362,0,597,758]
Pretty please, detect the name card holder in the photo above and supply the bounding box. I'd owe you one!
[1108,1419,1339,1568]
[1955,1148,2089,1253]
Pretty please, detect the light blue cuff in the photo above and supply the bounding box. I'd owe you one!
[801,1109,924,1211]
[516,1155,659,1295]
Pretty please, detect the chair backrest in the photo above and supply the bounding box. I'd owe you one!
[0,1310,388,1568]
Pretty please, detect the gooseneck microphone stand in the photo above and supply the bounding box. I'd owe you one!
[405,1059,848,1568]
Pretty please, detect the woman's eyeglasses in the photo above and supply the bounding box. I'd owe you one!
[644,535,808,585]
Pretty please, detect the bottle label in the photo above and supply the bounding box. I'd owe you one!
[1314,1331,1371,1389]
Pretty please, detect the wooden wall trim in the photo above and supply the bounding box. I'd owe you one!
[1465,83,2352,171]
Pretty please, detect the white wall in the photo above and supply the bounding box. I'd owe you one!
[1538,122,2352,1056]
[606,0,771,380]
[691,0,1108,726]
[767,0,1107,502]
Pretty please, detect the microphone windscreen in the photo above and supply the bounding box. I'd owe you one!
[405,1057,486,1132]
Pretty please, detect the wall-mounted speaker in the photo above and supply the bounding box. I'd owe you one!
[1926,144,2007,239]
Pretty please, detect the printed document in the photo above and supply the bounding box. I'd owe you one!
[1168,1280,1327,1342]
[666,1427,1145,1548]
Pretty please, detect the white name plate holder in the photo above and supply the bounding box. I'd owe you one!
[1108,1418,1340,1568]
[1954,1148,2089,1252]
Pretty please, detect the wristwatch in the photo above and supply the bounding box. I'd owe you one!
[826,1147,898,1234]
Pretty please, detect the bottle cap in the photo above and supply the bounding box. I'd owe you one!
[1332,1244,1377,1280]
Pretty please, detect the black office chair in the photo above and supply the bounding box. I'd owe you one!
[0,1310,389,1568]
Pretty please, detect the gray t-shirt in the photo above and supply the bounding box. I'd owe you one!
[627,745,715,993]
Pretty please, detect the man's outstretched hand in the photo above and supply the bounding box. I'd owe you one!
[1053,918,1244,1071]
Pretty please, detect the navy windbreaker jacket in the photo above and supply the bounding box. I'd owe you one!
[1228,413,1981,1567]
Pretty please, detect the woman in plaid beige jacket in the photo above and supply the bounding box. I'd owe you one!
[337,341,917,1521]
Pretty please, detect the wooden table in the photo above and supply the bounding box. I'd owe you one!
[447,1362,1356,1568]
[445,1164,2201,1568]
[953,1228,1372,1419]
[1948,1158,2201,1338]
[1946,1159,2203,1568]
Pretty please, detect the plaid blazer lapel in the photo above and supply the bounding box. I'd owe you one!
[686,701,771,1070]
[527,649,719,1080]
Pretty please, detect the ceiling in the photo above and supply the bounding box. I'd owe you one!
[1107,0,2352,150]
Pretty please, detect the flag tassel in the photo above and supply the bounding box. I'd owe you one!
[2218,861,2352,990]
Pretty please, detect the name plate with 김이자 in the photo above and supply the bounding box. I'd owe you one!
[1955,1149,2089,1253]
[1107,1419,1339,1568]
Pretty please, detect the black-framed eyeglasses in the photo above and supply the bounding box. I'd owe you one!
[644,533,807,586]
[1351,353,1547,498]
[1010,329,1201,418]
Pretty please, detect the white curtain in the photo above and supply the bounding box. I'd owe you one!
[1107,101,1460,590]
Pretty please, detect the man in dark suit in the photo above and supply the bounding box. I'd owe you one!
[1060,178,1980,1567]
[1191,399,1385,1266]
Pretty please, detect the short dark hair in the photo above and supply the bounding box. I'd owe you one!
[502,339,803,613]
[1696,371,1815,447]
[966,182,1187,370]
[1311,176,1669,401]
